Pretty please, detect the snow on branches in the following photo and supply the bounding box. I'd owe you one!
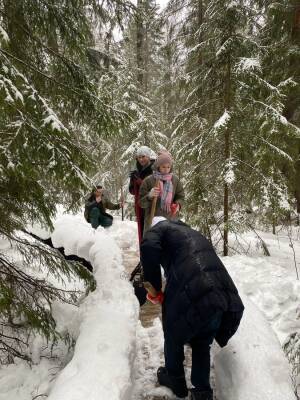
[0,25,9,44]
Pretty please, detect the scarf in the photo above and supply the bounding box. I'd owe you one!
[153,171,173,213]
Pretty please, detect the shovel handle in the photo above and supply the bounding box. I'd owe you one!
[149,179,160,225]
[144,281,158,297]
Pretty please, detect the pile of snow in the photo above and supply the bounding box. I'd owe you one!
[0,233,78,400]
[0,214,141,400]
[223,229,300,344]
[0,359,58,400]
[215,295,295,400]
[48,215,140,400]
[0,215,298,400]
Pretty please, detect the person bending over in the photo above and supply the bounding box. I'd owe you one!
[141,217,244,400]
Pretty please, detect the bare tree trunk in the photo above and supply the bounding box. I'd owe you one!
[292,4,300,218]
[136,0,151,145]
[136,0,144,88]
[223,57,231,256]
[284,3,300,214]
[272,218,276,235]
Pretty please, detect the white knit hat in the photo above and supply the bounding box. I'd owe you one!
[136,146,151,158]
[151,216,167,227]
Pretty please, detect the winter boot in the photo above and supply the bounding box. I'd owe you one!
[190,388,213,400]
[157,366,188,398]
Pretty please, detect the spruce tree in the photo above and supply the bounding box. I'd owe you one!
[261,0,300,221]
[170,0,299,253]
[89,0,168,204]
[0,0,131,362]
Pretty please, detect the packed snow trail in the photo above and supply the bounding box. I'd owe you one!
[39,216,296,400]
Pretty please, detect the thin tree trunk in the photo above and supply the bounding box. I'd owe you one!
[223,56,231,256]
[136,0,144,87]
[284,3,300,212]
[136,0,151,145]
[272,218,276,235]
[292,4,300,217]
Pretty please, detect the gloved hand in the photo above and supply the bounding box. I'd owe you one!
[148,187,160,199]
[146,291,164,305]
[129,170,138,180]
[170,203,180,215]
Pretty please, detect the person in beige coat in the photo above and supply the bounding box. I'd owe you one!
[139,151,185,234]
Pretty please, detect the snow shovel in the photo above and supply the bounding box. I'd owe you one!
[148,179,160,227]
[130,178,160,282]
[130,180,160,305]
[143,179,160,298]
[119,183,125,221]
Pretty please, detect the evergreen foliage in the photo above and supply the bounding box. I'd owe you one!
[167,0,300,251]
[88,0,168,204]
[260,0,300,216]
[0,0,131,362]
[1,0,300,372]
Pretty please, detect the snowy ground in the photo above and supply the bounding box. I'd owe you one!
[223,229,300,346]
[0,213,299,400]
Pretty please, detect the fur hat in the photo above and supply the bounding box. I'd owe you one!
[154,150,173,170]
[136,146,151,158]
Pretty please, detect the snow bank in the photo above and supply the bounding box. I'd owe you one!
[0,359,56,400]
[223,230,300,344]
[48,216,140,400]
[48,220,297,400]
[3,217,297,400]
[215,295,296,400]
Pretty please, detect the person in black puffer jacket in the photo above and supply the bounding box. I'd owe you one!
[140,217,244,400]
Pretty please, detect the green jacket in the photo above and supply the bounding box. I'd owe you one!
[84,190,120,222]
[139,174,185,234]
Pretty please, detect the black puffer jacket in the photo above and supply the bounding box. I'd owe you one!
[140,220,244,347]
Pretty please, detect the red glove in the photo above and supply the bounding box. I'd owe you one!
[146,291,164,305]
[170,203,180,216]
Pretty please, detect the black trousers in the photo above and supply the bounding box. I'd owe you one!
[164,311,222,391]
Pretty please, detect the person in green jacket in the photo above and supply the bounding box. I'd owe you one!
[84,185,123,229]
[139,151,185,234]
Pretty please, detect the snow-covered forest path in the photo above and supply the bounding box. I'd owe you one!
[33,216,296,400]
[122,248,217,400]
[122,248,161,328]
[117,222,298,400]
